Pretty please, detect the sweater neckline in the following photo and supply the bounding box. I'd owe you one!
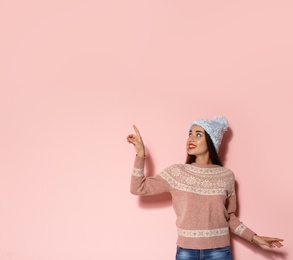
[190,163,221,168]
[184,164,227,174]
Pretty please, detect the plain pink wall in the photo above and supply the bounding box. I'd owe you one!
[0,1,292,259]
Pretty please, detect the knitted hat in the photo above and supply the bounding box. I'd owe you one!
[190,116,228,152]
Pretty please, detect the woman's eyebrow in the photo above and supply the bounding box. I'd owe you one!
[195,130,204,133]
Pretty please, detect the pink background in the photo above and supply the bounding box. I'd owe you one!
[0,1,292,259]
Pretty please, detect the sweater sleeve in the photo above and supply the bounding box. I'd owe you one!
[130,156,170,196]
[226,174,256,242]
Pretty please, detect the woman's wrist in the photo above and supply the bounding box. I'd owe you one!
[136,153,145,158]
[252,234,256,242]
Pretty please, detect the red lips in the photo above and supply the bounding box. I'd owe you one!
[188,143,197,150]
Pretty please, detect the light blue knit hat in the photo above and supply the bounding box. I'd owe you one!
[190,116,228,152]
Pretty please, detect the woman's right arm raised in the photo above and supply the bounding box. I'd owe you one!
[126,125,170,196]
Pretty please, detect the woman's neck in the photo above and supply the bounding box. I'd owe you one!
[195,154,211,165]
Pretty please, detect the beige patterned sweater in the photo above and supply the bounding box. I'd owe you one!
[131,156,256,249]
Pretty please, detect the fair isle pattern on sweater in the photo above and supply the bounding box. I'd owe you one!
[159,164,234,196]
[130,156,256,249]
[178,227,229,238]
[233,223,247,236]
[132,168,144,177]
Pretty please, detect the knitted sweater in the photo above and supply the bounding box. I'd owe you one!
[131,156,256,250]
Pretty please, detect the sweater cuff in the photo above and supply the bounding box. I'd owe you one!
[242,228,257,243]
[134,155,145,169]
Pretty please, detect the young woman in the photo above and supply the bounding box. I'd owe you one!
[127,116,283,260]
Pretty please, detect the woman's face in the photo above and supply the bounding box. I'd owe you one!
[187,125,209,157]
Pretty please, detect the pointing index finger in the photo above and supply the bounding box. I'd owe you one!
[133,125,141,137]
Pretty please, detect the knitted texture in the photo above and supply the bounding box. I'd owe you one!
[190,116,228,152]
[131,156,256,250]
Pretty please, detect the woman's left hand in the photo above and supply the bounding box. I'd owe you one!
[252,235,284,248]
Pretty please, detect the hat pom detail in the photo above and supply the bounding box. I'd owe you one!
[213,116,228,131]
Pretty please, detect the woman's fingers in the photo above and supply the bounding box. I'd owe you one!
[127,125,145,156]
[269,238,284,248]
[253,235,284,248]
[126,134,137,143]
[127,125,143,144]
[133,125,141,138]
